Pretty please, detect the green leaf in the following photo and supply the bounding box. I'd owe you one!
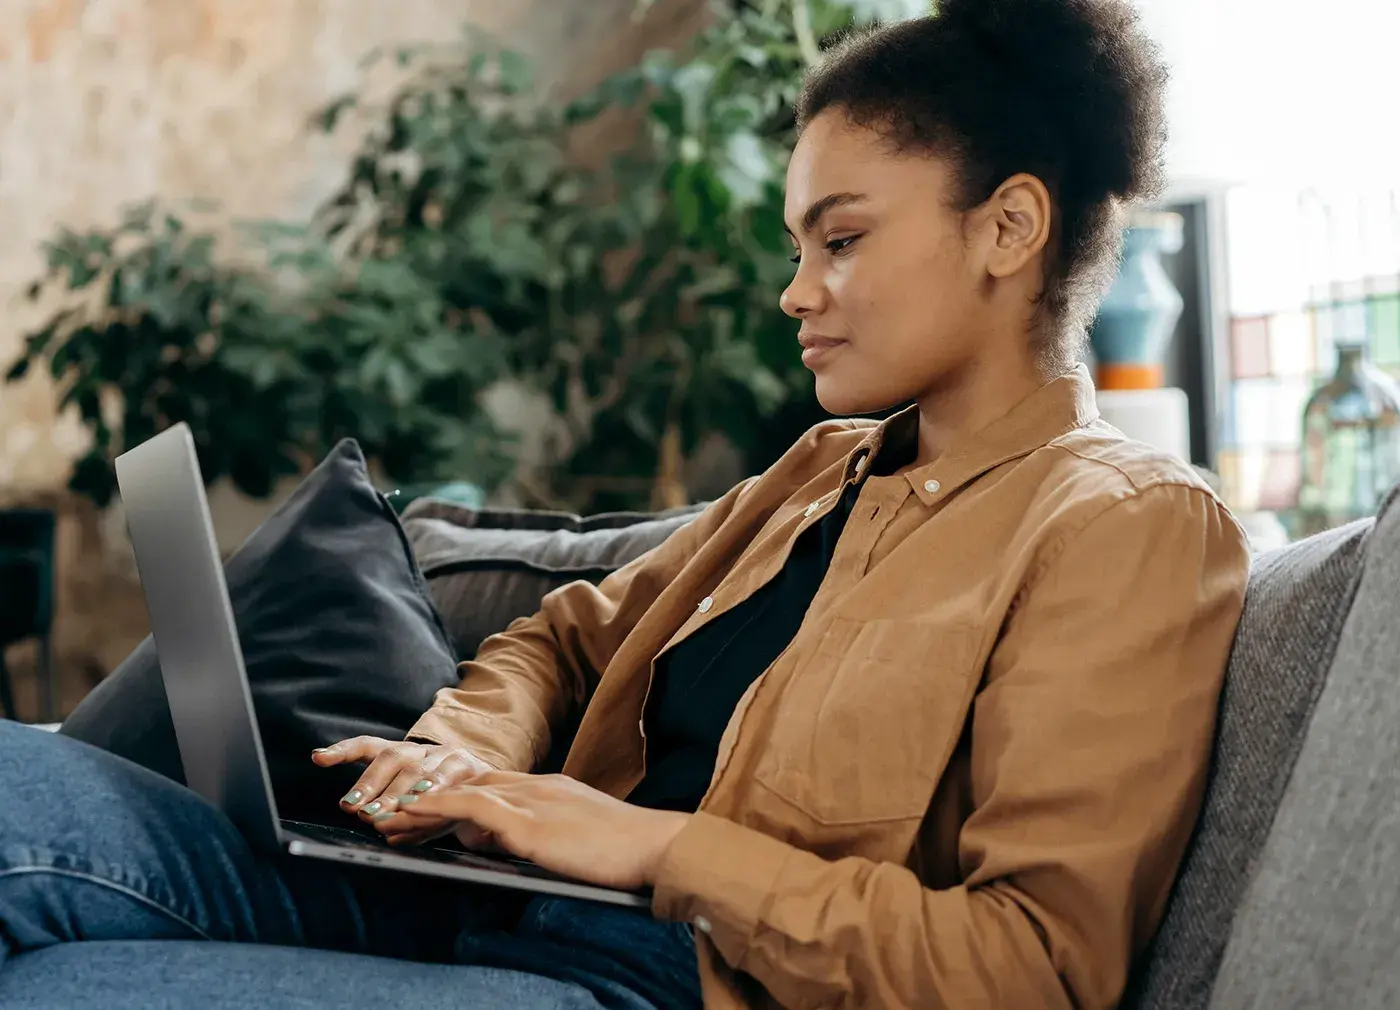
[250,354,281,390]
[673,180,701,237]
[497,50,533,94]
[407,332,462,377]
[25,320,62,357]
[384,357,416,405]
[5,358,29,382]
[360,344,392,385]
[315,94,357,133]
[639,50,675,87]
[564,92,606,125]
[120,200,157,234]
[669,62,716,135]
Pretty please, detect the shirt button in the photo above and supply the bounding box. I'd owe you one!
[853,454,867,475]
[804,501,820,518]
[924,479,941,494]
[693,915,713,934]
[697,596,714,614]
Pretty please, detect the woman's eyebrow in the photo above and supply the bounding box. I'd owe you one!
[782,192,869,237]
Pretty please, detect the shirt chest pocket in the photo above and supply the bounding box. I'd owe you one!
[753,617,982,826]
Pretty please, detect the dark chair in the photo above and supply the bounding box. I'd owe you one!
[0,509,57,722]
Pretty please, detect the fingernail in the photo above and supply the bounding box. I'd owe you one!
[410,780,433,793]
[341,790,363,806]
[372,811,394,822]
[312,747,329,754]
[363,801,383,816]
[396,794,419,806]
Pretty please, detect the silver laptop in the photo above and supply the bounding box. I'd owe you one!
[115,422,648,909]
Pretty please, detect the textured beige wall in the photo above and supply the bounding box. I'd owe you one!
[0,0,707,494]
[0,0,706,715]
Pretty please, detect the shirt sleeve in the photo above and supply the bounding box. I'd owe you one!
[651,482,1250,1010]
[406,478,757,771]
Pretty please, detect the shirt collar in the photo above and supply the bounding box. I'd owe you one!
[842,364,1100,504]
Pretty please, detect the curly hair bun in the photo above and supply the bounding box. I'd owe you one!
[933,0,1168,201]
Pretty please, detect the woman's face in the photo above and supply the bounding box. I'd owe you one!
[781,111,990,416]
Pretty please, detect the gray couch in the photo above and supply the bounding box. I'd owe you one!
[4,491,1399,1009]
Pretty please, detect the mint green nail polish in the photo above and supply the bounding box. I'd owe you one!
[410,780,433,793]
[341,790,363,806]
[397,794,419,805]
[363,801,382,815]
[372,811,394,822]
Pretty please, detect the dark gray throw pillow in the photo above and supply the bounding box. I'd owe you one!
[60,439,460,821]
[400,498,705,665]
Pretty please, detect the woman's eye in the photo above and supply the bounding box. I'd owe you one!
[789,252,801,265]
[790,235,859,265]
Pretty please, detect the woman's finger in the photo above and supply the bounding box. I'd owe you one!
[384,828,445,848]
[340,743,432,812]
[383,806,500,852]
[439,769,526,788]
[361,768,431,820]
[377,809,451,844]
[365,751,496,821]
[452,825,506,855]
[419,750,495,790]
[311,736,393,768]
[358,750,439,823]
[396,784,515,827]
[382,749,476,807]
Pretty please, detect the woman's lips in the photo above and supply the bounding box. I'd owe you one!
[798,333,847,368]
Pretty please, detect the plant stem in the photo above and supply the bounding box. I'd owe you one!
[792,0,821,66]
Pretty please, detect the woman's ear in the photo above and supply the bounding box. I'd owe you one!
[980,173,1053,280]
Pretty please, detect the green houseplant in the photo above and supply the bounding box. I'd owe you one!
[6,0,927,514]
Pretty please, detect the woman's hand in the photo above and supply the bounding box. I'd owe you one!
[380,771,691,891]
[311,737,496,847]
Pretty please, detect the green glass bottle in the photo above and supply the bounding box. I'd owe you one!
[1295,340,1400,537]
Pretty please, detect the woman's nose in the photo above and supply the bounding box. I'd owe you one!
[780,264,825,320]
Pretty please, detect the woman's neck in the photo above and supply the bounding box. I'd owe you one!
[910,352,1048,469]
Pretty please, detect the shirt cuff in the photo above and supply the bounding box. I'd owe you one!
[651,811,794,969]
[405,707,536,772]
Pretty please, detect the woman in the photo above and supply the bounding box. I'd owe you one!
[0,1,1248,1008]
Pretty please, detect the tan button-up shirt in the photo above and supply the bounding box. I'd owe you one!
[410,365,1250,1009]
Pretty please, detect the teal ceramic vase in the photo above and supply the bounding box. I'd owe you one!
[1089,211,1185,390]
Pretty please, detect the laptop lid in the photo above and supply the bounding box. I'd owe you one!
[115,423,283,851]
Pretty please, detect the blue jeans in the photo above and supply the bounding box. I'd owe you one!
[0,722,701,1009]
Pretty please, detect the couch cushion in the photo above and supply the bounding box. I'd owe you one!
[1207,488,1400,1009]
[401,499,704,663]
[1122,515,1372,1010]
[59,440,460,821]
[0,942,605,1009]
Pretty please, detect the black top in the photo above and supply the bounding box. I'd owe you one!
[626,480,862,814]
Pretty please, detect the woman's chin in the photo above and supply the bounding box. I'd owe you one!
[814,377,894,418]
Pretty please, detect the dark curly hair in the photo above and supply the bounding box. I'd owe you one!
[796,0,1170,371]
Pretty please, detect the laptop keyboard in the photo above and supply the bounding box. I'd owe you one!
[283,819,475,858]
[282,819,392,848]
